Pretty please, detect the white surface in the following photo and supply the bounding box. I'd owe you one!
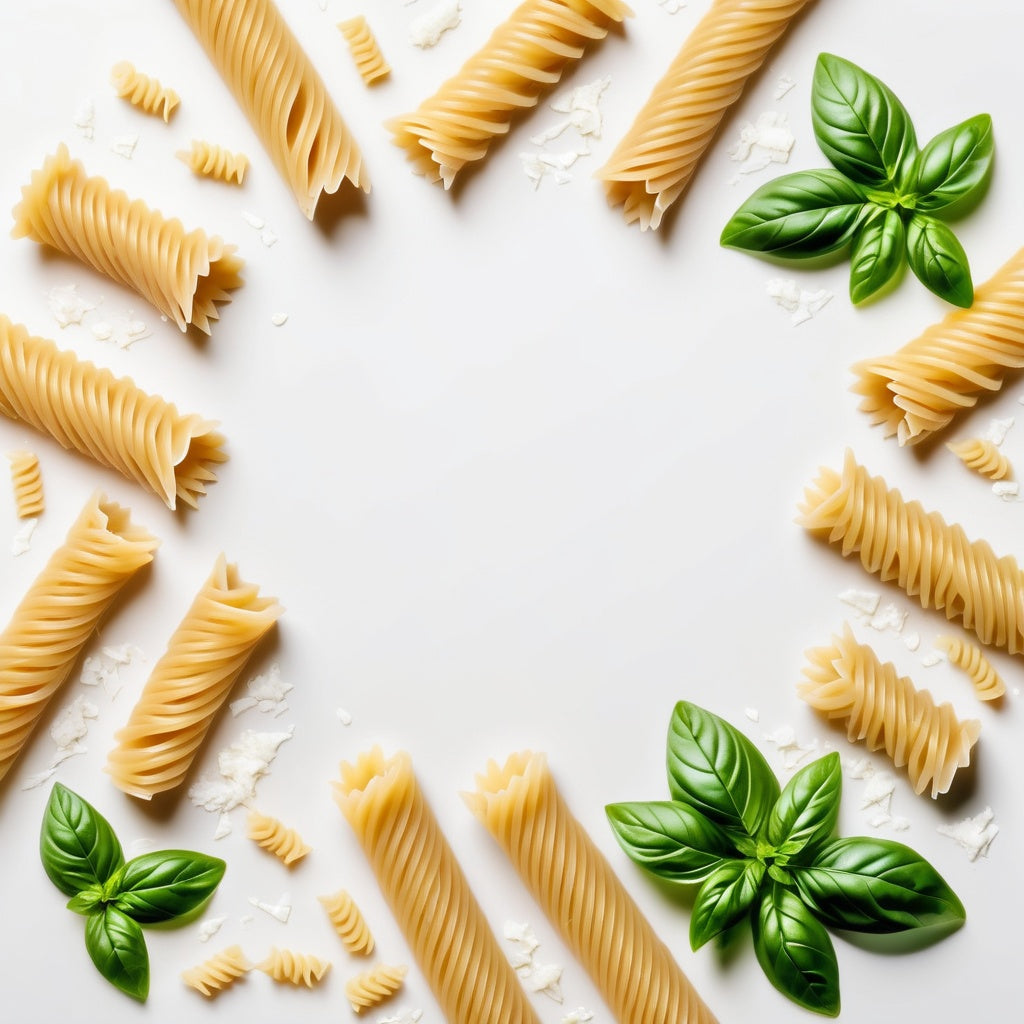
[0,0,1019,1021]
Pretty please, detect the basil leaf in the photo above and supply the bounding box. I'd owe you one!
[811,52,917,191]
[112,851,226,924]
[752,883,840,1017]
[849,207,905,303]
[40,783,124,897]
[690,858,764,950]
[667,701,779,837]
[792,836,966,933]
[912,113,994,212]
[85,905,150,1001]
[66,887,104,916]
[905,214,973,306]
[720,170,867,258]
[767,752,841,857]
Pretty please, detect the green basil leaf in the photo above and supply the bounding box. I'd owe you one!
[849,207,905,303]
[752,883,840,1017]
[912,113,994,212]
[66,887,104,916]
[811,52,917,191]
[690,858,765,950]
[792,836,966,933]
[40,783,124,898]
[85,905,150,1001]
[720,170,867,258]
[767,752,841,857]
[667,701,780,837]
[905,214,973,306]
[112,851,226,924]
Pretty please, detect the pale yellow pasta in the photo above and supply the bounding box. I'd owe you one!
[465,751,719,1024]
[0,317,226,510]
[7,450,42,518]
[11,146,243,334]
[257,947,330,987]
[105,555,282,799]
[345,963,407,1014]
[598,0,813,230]
[798,448,1024,654]
[110,61,180,121]
[332,747,541,1024]
[247,809,311,866]
[387,0,632,189]
[852,248,1024,445]
[800,625,981,797]
[946,438,1012,480]
[318,889,374,955]
[936,634,1006,701]
[339,16,390,86]
[177,140,249,184]
[172,0,368,218]
[182,945,252,997]
[0,492,157,782]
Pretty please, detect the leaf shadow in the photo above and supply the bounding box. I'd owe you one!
[831,914,965,956]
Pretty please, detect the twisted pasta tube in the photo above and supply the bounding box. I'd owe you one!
[172,0,368,218]
[177,140,249,184]
[387,0,632,188]
[800,625,981,797]
[182,945,252,997]
[339,16,390,85]
[332,747,541,1024]
[257,948,331,987]
[110,61,180,121]
[345,963,407,1013]
[11,146,242,333]
[946,438,1012,480]
[0,316,226,510]
[7,450,42,518]
[936,634,1006,701]
[319,889,374,954]
[0,492,157,783]
[598,0,813,229]
[247,809,311,866]
[105,555,282,799]
[465,751,718,1024]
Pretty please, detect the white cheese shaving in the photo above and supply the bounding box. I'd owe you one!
[531,77,611,145]
[656,0,686,11]
[11,517,37,557]
[763,724,818,769]
[20,694,98,789]
[984,417,1014,445]
[765,278,832,326]
[73,98,96,140]
[524,961,563,1001]
[839,588,880,616]
[892,816,910,832]
[80,643,140,696]
[260,229,278,247]
[773,74,796,99]
[241,210,265,230]
[214,812,233,840]
[198,916,226,942]
[188,727,294,818]
[729,111,795,180]
[920,651,942,667]
[229,664,292,717]
[903,631,921,652]
[505,921,540,956]
[110,134,139,159]
[271,313,288,326]
[336,707,353,725]
[409,0,461,47]
[868,602,907,634]
[744,707,760,723]
[993,480,1019,501]
[563,1010,595,1024]
[938,807,998,861]
[846,757,874,780]
[380,1012,424,1024]
[520,147,586,188]
[859,769,896,813]
[91,313,151,349]
[248,893,292,922]
[48,284,95,327]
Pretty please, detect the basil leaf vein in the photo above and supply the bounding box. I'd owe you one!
[690,858,764,950]
[40,782,124,897]
[849,206,906,304]
[767,750,841,857]
[905,214,974,306]
[85,905,150,1002]
[112,850,227,923]
[913,113,994,212]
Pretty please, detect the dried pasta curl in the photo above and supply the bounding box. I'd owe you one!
[182,945,251,997]
[177,140,249,184]
[345,963,407,1013]
[257,948,330,987]
[339,16,390,85]
[936,634,1006,701]
[319,889,374,954]
[247,809,311,866]
[946,438,1012,480]
[7,450,43,518]
[110,61,180,121]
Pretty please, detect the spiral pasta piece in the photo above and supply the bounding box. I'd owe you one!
[598,0,813,230]
[852,248,1024,445]
[798,448,1024,654]
[0,317,226,510]
[387,0,632,189]
[465,751,718,1024]
[247,809,311,866]
[105,554,282,799]
[182,945,252,997]
[177,140,249,185]
[946,438,1013,480]
[345,963,407,1013]
[332,747,541,1024]
[800,625,981,797]
[339,16,390,85]
[257,947,331,987]
[172,0,368,218]
[0,492,157,783]
[110,61,180,121]
[936,634,1006,701]
[318,889,374,954]
[7,450,42,518]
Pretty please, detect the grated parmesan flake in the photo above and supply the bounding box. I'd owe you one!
[868,602,907,634]
[729,111,795,180]
[80,643,141,696]
[656,0,686,12]
[984,417,1014,445]
[773,74,796,99]
[520,148,586,188]
[531,77,611,145]
[766,278,832,326]
[110,134,139,159]
[839,588,880,616]
[48,283,95,327]
[198,916,226,942]
[763,724,819,770]
[409,0,461,47]
[249,893,292,922]
[11,517,37,557]
[91,313,151,349]
[380,1012,424,1024]
[993,480,1019,501]
[938,807,998,861]
[336,707,353,726]
[563,1010,595,1024]
[21,694,98,790]
[73,98,96,140]
[229,664,292,717]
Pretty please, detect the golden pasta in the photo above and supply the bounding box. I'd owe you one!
[177,140,249,184]
[946,438,1012,480]
[936,634,1006,701]
[256,948,330,987]
[465,751,719,1024]
[7,450,42,518]
[318,889,374,954]
[339,16,390,85]
[345,963,407,1014]
[105,555,282,799]
[172,0,368,218]
[0,316,226,510]
[598,0,813,230]
[110,61,180,121]
[247,809,311,866]
[182,945,252,997]
[332,747,541,1024]
[387,0,632,188]
[11,145,243,333]
[0,492,157,783]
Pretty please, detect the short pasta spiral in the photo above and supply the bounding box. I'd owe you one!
[387,0,632,189]
[182,945,252,997]
[247,809,311,866]
[465,751,719,1024]
[345,963,407,1013]
[598,0,813,230]
[339,16,390,86]
[257,948,331,987]
[11,145,243,334]
[800,625,981,797]
[7,450,42,518]
[936,634,1006,701]
[110,61,180,121]
[319,889,374,954]
[946,438,1012,480]
[177,140,249,184]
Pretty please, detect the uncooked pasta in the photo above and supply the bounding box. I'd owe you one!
[177,140,249,184]
[0,316,227,510]
[257,948,330,987]
[465,751,719,1024]
[800,625,981,797]
[7,450,42,518]
[345,963,407,1013]
[172,0,368,218]
[0,492,157,783]
[182,945,251,997]
[936,634,1006,701]
[332,747,542,1024]
[339,16,390,85]
[387,0,632,188]
[110,61,180,121]
[946,438,1012,480]
[247,809,311,866]
[319,889,374,954]
[598,0,813,230]
[105,555,282,800]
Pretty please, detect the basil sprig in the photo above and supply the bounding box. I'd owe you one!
[606,702,965,1017]
[40,783,225,1001]
[721,53,993,307]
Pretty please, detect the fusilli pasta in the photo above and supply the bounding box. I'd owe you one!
[247,809,311,866]
[7,450,42,518]
[946,438,1012,480]
[182,945,252,997]
[319,889,374,954]
[257,948,330,987]
[339,16,390,85]
[345,963,407,1013]
[177,140,249,184]
[936,634,1006,701]
[110,61,180,121]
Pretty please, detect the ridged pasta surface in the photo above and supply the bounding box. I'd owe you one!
[936,634,1006,701]
[339,16,390,85]
[332,747,541,1024]
[257,947,330,987]
[465,751,719,1024]
[800,625,981,796]
[0,492,157,782]
[345,963,407,1013]
[172,0,368,218]
[319,889,374,954]
[110,61,180,121]
[388,0,632,188]
[178,140,249,184]
[7,450,42,518]
[11,145,243,333]
[247,809,311,865]
[598,0,813,229]
[106,554,282,799]
[182,945,251,997]
[946,438,1012,480]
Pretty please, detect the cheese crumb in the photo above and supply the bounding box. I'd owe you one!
[110,134,139,159]
[657,0,686,11]
[249,893,292,922]
[80,643,140,696]
[520,148,586,188]
[729,111,795,179]
[20,694,98,789]
[409,0,461,47]
[73,98,96,140]
[984,417,1014,445]
[920,651,942,667]
[938,807,998,861]
[48,284,95,327]
[903,631,921,652]
[531,77,611,145]
[993,480,1019,501]
[868,602,907,634]
[839,588,880,616]
[11,517,37,557]
[198,916,226,942]
[525,961,563,1001]
[241,211,265,230]
[766,278,832,326]
[744,707,760,723]
[773,74,796,99]
[380,1012,424,1024]
[271,313,288,327]
[229,664,292,717]
[91,313,150,349]
[763,725,818,769]
[336,707,353,726]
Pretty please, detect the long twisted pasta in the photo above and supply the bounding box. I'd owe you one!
[0,316,226,510]
[0,492,157,783]
[387,0,632,189]
[7,450,42,518]
[852,248,1024,445]
[247,809,311,866]
[182,945,252,997]
[345,963,407,1013]
[598,0,813,230]
[319,889,375,954]
[110,61,180,121]
[339,16,390,86]
[12,146,242,334]
[172,0,368,218]
[936,634,1006,701]
[257,948,331,987]
[332,747,541,1024]
[798,449,1024,654]
[800,625,981,797]
[465,751,718,1024]
[105,555,282,799]
[177,140,249,184]
[946,438,1013,480]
